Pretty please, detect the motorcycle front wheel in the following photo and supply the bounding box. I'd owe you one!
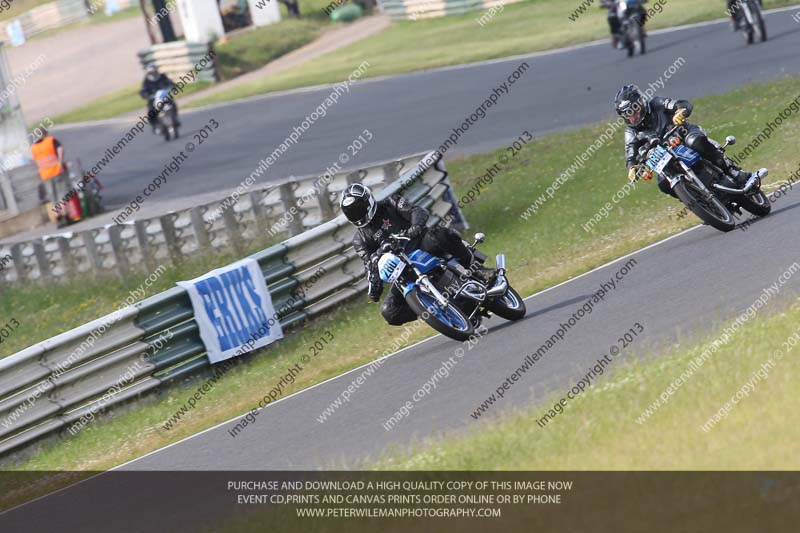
[169,112,179,139]
[406,286,475,341]
[673,180,736,232]
[751,2,767,42]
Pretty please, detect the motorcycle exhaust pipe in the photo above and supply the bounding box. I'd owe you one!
[712,183,747,195]
[495,253,506,271]
[712,171,765,195]
[743,172,763,193]
[459,281,487,302]
[486,253,508,298]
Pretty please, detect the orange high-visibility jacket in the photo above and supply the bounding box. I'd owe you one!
[31,136,63,181]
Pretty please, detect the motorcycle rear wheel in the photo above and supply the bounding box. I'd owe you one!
[738,189,771,217]
[485,286,526,321]
[631,24,645,55]
[673,180,736,232]
[406,286,475,341]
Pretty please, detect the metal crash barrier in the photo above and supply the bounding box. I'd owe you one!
[0,151,467,456]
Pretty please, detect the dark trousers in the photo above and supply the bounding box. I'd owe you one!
[608,13,621,36]
[380,226,472,326]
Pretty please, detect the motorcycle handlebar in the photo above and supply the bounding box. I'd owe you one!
[635,124,685,164]
[379,233,411,253]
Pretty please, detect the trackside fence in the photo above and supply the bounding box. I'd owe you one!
[377,0,519,20]
[0,153,427,286]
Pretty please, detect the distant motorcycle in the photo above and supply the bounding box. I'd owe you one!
[634,125,770,232]
[152,89,179,141]
[617,0,647,57]
[378,232,526,341]
[733,0,767,44]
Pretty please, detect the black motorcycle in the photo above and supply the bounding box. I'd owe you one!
[733,0,767,45]
[634,125,770,232]
[377,232,526,341]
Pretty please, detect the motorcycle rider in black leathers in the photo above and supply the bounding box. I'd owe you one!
[600,0,647,49]
[341,183,493,326]
[727,0,762,31]
[614,84,753,197]
[139,64,180,133]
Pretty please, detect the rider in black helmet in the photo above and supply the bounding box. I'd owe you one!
[614,84,752,197]
[341,183,493,326]
[139,63,180,133]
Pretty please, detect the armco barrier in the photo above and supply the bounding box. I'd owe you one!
[0,153,428,286]
[137,41,218,84]
[0,151,467,456]
[377,0,519,20]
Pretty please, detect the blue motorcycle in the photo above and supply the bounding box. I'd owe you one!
[635,124,770,232]
[377,232,526,341]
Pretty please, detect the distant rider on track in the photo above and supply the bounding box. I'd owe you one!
[600,0,648,49]
[613,84,755,197]
[139,63,180,134]
[340,183,493,326]
[727,0,763,31]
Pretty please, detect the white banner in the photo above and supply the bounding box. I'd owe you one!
[178,258,283,363]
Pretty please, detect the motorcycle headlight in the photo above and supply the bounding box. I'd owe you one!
[378,253,405,284]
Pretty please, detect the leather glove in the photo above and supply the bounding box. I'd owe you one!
[627,166,639,183]
[367,255,382,302]
[404,224,425,240]
[673,108,688,126]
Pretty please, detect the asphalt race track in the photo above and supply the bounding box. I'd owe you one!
[57,9,800,209]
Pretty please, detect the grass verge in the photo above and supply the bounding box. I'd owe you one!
[1,74,799,504]
[186,0,798,108]
[375,299,800,470]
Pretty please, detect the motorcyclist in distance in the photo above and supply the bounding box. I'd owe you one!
[341,183,494,326]
[139,63,180,134]
[727,0,763,31]
[600,0,648,49]
[614,84,755,197]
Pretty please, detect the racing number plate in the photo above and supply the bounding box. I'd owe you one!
[653,150,672,173]
[646,146,673,174]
